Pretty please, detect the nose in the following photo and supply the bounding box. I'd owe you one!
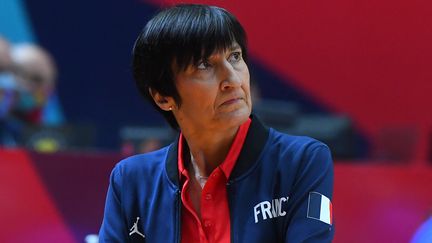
[219,61,242,90]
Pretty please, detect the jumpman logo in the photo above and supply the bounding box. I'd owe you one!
[129,217,145,238]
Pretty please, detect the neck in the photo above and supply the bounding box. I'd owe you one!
[181,125,239,177]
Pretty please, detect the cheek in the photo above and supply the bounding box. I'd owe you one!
[239,63,250,83]
[240,67,251,97]
[179,81,217,108]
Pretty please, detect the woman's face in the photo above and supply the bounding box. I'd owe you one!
[172,42,252,133]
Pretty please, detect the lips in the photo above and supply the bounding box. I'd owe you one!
[220,97,243,106]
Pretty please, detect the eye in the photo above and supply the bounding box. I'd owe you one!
[228,51,242,63]
[196,60,212,70]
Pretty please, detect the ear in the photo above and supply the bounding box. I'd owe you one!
[149,88,176,111]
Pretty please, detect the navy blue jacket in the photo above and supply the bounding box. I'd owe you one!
[99,117,334,242]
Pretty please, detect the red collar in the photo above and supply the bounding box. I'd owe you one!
[178,118,252,180]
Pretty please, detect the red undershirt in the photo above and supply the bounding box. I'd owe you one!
[178,118,251,243]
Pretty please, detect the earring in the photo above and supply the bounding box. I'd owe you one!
[169,106,172,111]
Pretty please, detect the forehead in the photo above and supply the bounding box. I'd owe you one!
[204,42,242,57]
[171,42,241,72]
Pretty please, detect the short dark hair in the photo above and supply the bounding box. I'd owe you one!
[132,4,248,130]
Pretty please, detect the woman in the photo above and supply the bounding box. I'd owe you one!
[100,4,334,243]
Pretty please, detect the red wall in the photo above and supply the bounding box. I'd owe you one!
[334,163,432,243]
[0,149,76,243]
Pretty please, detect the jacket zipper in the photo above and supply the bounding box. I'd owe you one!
[227,181,234,243]
[176,189,181,243]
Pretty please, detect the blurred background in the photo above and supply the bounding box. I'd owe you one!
[0,0,431,242]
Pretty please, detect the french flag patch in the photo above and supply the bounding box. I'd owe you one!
[307,192,333,225]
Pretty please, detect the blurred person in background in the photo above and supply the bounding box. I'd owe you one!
[1,41,64,148]
[8,43,66,152]
[10,43,63,126]
[0,36,19,146]
[0,36,13,77]
[100,4,334,242]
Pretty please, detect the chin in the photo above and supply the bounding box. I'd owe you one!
[218,108,251,127]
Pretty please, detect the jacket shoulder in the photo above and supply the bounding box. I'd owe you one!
[269,128,330,153]
[115,145,171,177]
